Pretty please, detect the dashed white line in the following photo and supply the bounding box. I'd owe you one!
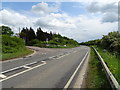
[56,53,70,59]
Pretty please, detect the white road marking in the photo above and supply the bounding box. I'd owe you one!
[41,61,46,63]
[0,50,78,82]
[25,61,37,66]
[56,51,77,59]
[23,66,31,69]
[56,53,70,59]
[1,61,37,74]
[0,74,7,78]
[64,52,88,89]
[49,56,56,59]
[1,66,23,74]
[0,61,46,82]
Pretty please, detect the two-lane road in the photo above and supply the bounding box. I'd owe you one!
[1,46,90,88]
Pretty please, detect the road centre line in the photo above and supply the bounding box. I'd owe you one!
[49,50,77,60]
[1,61,37,74]
[23,66,31,69]
[0,61,46,82]
[0,50,78,82]
[64,51,88,89]
[56,53,70,59]
[0,73,7,79]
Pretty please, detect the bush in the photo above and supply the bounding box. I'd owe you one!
[2,35,25,53]
[27,39,40,46]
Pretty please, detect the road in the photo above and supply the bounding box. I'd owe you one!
[1,46,90,88]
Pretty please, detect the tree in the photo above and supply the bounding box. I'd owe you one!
[28,27,36,41]
[0,26,14,36]
[20,28,28,44]
[36,27,46,41]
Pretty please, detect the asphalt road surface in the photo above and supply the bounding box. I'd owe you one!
[1,46,90,88]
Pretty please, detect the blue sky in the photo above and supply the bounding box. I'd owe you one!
[2,2,87,16]
[0,1,118,42]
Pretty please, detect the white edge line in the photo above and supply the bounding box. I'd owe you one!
[64,52,88,88]
[0,61,46,82]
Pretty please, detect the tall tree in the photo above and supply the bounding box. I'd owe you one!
[28,27,36,41]
[36,27,46,41]
[20,28,29,44]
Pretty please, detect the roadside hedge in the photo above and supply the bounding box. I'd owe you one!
[2,35,25,53]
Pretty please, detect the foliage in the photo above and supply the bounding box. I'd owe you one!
[2,35,25,53]
[80,31,120,54]
[101,31,120,54]
[0,25,14,36]
[20,27,36,44]
[20,27,79,47]
[2,48,33,60]
[95,46,120,84]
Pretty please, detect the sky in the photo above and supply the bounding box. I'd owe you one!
[0,0,119,42]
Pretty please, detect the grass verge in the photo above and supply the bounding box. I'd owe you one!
[1,48,33,61]
[86,47,111,88]
[95,46,120,84]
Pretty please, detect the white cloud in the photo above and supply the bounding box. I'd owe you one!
[31,2,60,16]
[0,9,33,26]
[0,9,36,32]
[0,2,118,42]
[87,2,118,23]
[73,0,118,4]
[34,13,117,42]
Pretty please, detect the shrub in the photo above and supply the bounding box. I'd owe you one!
[2,35,25,53]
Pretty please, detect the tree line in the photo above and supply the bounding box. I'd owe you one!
[0,25,79,48]
[19,27,79,47]
[20,27,52,44]
[80,31,120,55]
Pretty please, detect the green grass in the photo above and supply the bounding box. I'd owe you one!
[86,48,111,88]
[1,48,33,61]
[95,46,120,84]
